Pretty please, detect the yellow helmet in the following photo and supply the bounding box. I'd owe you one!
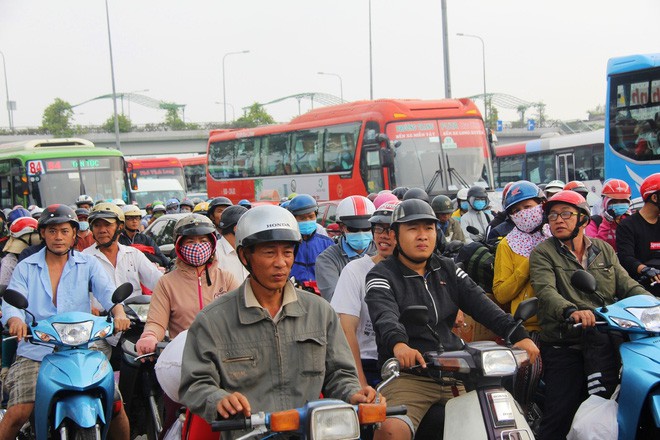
[193,201,210,215]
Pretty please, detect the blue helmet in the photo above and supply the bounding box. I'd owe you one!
[504,181,543,212]
[238,199,252,209]
[166,198,180,209]
[7,207,31,225]
[287,194,318,216]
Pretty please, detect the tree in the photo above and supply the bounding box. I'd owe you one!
[587,104,605,121]
[102,113,132,133]
[533,102,547,128]
[42,98,74,136]
[485,97,499,130]
[232,103,275,128]
[516,104,530,126]
[164,107,186,130]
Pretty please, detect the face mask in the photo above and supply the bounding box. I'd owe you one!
[510,204,544,233]
[298,220,317,235]
[472,200,487,211]
[78,221,90,231]
[179,242,213,267]
[460,201,470,211]
[609,203,629,217]
[345,231,373,251]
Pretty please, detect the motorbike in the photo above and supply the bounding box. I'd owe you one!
[1,283,133,440]
[117,294,166,440]
[399,297,538,440]
[570,270,660,440]
[209,359,406,440]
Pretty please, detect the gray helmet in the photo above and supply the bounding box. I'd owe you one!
[173,214,216,242]
[39,204,79,229]
[236,205,301,249]
[218,205,248,230]
[391,199,438,224]
[208,197,233,217]
[403,187,430,204]
[75,194,94,207]
[431,195,454,214]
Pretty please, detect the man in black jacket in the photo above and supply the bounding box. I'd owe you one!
[365,199,539,440]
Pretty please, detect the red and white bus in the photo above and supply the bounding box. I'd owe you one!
[181,155,207,199]
[126,157,187,207]
[206,98,494,202]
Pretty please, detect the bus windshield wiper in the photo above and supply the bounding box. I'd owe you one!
[425,154,445,195]
[77,159,87,196]
[445,154,470,189]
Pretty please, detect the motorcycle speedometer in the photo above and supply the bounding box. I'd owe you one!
[52,321,94,346]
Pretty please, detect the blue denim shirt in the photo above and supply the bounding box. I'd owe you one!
[1,248,117,361]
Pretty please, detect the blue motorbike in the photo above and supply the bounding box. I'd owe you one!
[2,283,133,440]
[572,270,660,439]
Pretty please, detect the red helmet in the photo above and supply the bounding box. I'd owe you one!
[563,180,589,196]
[601,179,631,200]
[336,196,376,229]
[9,217,38,238]
[544,190,590,218]
[640,173,660,201]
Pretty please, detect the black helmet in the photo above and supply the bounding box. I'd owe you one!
[180,198,195,209]
[467,185,488,200]
[173,214,217,242]
[403,187,430,204]
[431,195,454,214]
[208,197,233,217]
[391,199,438,225]
[218,205,248,231]
[38,204,79,229]
[287,194,318,216]
[391,186,409,200]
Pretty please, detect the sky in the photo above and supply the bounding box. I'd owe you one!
[1,0,659,129]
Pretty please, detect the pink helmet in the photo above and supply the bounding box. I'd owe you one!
[372,192,399,209]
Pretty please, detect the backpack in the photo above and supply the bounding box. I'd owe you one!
[456,241,495,293]
[590,215,603,228]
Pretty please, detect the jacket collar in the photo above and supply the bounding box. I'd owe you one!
[237,280,305,325]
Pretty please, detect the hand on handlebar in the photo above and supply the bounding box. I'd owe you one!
[217,392,251,419]
[513,338,540,364]
[136,335,158,360]
[393,342,426,369]
[7,317,28,341]
[349,386,381,405]
[569,310,596,328]
[641,266,660,284]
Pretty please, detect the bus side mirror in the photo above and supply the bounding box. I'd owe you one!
[380,148,395,168]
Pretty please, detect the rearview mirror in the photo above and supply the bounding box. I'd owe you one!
[514,298,538,322]
[399,305,430,326]
[112,282,134,304]
[2,289,28,310]
[570,270,597,294]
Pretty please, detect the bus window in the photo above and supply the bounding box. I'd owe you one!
[574,147,593,181]
[526,152,555,184]
[592,148,604,180]
[261,134,291,176]
[0,160,23,207]
[324,123,359,172]
[498,155,524,186]
[236,138,257,177]
[291,130,322,174]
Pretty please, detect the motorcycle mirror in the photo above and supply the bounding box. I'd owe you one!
[380,357,401,380]
[466,225,480,236]
[513,298,539,322]
[112,282,134,304]
[2,289,29,310]
[399,306,430,326]
[2,289,37,327]
[570,270,597,294]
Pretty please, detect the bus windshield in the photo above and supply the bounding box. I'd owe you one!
[608,68,660,161]
[386,118,490,193]
[131,178,186,207]
[26,156,126,206]
[133,166,187,189]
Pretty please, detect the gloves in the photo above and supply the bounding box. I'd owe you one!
[136,335,158,355]
[641,266,660,279]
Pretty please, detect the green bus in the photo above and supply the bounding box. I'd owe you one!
[0,138,129,208]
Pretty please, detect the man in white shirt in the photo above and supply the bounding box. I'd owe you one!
[215,205,250,283]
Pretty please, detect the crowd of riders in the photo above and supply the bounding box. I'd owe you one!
[0,173,658,439]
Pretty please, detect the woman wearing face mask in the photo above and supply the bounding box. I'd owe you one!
[74,208,95,251]
[585,179,631,250]
[493,180,548,419]
[135,214,240,432]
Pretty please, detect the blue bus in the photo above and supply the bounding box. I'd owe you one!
[605,53,660,199]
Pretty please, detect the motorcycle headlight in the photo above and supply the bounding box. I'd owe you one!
[128,304,150,322]
[626,305,660,332]
[52,321,94,346]
[310,404,359,440]
[481,349,517,377]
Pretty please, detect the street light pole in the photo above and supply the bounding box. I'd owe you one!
[214,102,235,121]
[318,72,343,102]
[0,51,14,132]
[456,33,487,127]
[222,50,249,125]
[368,0,373,100]
[105,0,121,150]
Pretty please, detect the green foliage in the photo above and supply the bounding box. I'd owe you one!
[232,103,275,128]
[102,113,132,133]
[485,97,499,130]
[41,98,74,137]
[165,107,186,130]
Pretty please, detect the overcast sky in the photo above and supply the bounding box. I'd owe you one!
[1,0,658,128]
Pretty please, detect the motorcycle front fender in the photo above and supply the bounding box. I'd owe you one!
[54,394,108,434]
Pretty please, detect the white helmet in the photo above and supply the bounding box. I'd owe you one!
[336,195,376,229]
[235,205,301,249]
[122,204,143,218]
[112,198,126,207]
[456,188,469,201]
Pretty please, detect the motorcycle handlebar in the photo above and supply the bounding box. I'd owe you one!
[385,405,408,416]
[211,417,249,432]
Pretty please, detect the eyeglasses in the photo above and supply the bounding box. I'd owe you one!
[547,211,579,222]
[346,226,371,233]
[372,225,391,235]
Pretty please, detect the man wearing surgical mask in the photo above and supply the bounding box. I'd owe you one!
[316,195,377,302]
[460,185,494,242]
[286,194,334,285]
[74,208,95,251]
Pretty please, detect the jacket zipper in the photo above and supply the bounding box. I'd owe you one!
[197,275,203,310]
[423,276,440,325]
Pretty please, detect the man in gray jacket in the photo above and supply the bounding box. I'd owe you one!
[179,205,377,433]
